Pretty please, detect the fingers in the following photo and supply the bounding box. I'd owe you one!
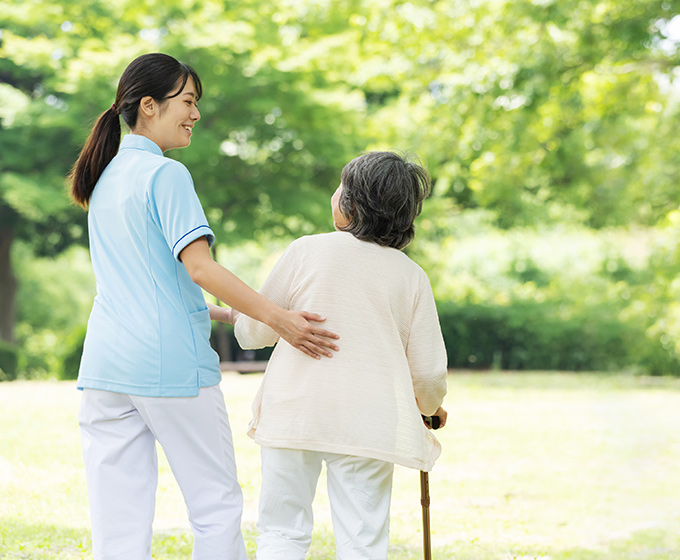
[297,342,322,360]
[297,312,340,351]
[304,338,335,358]
[295,338,338,359]
[311,332,340,352]
[302,313,341,340]
[281,310,339,357]
[434,406,448,428]
[311,327,340,341]
[300,311,327,323]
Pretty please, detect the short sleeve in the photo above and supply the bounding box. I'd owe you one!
[148,161,215,261]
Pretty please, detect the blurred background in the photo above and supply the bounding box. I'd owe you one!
[1,0,679,381]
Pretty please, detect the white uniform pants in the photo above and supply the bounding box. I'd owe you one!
[79,385,247,560]
[257,447,394,560]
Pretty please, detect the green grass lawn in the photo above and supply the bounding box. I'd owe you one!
[1,372,680,559]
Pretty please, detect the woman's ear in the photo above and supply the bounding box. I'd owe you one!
[139,96,156,119]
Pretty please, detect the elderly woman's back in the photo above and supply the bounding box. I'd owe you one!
[235,230,447,471]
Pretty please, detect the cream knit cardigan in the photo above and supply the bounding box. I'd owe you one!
[234,231,448,471]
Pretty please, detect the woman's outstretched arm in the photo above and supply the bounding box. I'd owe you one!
[180,237,339,359]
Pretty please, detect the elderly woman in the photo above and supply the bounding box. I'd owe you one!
[234,151,449,560]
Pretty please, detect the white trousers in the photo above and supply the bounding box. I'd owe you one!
[257,447,394,560]
[79,385,247,560]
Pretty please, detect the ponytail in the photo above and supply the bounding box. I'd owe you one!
[70,107,121,209]
[68,53,202,210]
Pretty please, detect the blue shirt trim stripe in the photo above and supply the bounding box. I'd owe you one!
[172,225,212,256]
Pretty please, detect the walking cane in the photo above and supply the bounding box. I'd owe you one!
[421,415,441,560]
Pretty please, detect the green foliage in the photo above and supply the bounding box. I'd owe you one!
[627,210,680,375]
[437,300,638,372]
[354,0,680,228]
[58,324,86,380]
[2,0,679,374]
[11,244,94,379]
[2,0,678,241]
[0,339,19,381]
[407,216,680,374]
[0,0,365,246]
[15,325,62,380]
[14,243,95,332]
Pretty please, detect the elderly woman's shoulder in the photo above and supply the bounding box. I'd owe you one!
[290,230,353,248]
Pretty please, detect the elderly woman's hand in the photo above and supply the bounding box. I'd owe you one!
[424,407,448,429]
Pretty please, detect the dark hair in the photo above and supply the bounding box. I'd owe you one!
[338,151,432,250]
[69,53,202,209]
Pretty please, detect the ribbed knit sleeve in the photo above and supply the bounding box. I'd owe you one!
[407,276,448,416]
[234,243,297,349]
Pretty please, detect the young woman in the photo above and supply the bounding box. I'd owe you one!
[234,151,448,560]
[70,52,338,560]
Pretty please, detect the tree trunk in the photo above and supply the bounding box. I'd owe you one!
[0,228,16,343]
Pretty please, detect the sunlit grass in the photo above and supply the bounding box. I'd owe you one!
[1,373,680,559]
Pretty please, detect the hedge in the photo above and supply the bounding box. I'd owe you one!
[12,299,680,379]
[436,300,646,372]
[0,340,19,381]
[58,325,88,380]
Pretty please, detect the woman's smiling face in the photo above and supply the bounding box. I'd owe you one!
[136,76,201,152]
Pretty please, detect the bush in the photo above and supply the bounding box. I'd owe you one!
[14,325,61,379]
[406,221,680,375]
[58,325,87,380]
[437,300,643,372]
[0,340,19,381]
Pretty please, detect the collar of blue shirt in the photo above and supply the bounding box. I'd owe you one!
[120,134,163,156]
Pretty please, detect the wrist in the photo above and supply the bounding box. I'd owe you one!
[262,303,285,332]
[221,307,232,323]
[209,304,228,323]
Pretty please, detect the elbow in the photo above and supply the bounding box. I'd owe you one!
[413,370,448,415]
[417,391,446,417]
[185,260,210,289]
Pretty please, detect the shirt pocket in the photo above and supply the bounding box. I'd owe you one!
[189,308,211,342]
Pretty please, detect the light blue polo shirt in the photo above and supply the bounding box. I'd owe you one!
[77,134,221,397]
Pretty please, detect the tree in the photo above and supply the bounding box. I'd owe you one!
[356,0,680,228]
[0,0,366,343]
[256,0,679,227]
[2,0,679,348]
[0,27,89,341]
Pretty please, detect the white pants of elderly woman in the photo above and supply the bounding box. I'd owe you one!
[79,385,247,560]
[257,447,394,560]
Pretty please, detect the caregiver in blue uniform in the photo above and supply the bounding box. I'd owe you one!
[69,53,339,560]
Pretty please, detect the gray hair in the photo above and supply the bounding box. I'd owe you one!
[338,151,432,250]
